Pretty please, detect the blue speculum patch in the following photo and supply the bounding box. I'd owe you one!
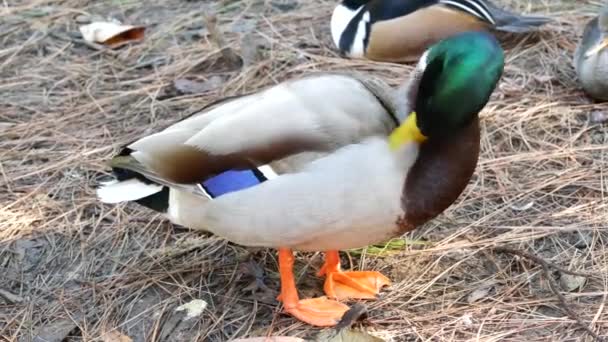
[201,169,266,198]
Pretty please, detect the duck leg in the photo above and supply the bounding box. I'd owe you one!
[277,248,349,326]
[318,250,391,300]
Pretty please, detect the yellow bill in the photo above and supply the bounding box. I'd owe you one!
[585,38,608,58]
[389,112,428,150]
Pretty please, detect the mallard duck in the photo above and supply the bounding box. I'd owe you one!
[97,31,504,327]
[574,5,608,101]
[331,0,550,62]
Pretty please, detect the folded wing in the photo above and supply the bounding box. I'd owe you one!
[125,74,398,184]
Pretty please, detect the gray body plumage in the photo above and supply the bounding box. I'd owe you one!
[575,17,608,101]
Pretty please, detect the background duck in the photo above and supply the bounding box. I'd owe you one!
[331,0,550,62]
[98,32,504,327]
[574,5,608,101]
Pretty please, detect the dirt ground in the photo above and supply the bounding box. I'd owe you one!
[1,0,607,341]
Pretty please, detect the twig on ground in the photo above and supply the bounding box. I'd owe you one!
[494,246,604,342]
[0,288,25,304]
[202,12,242,67]
[335,303,368,330]
[494,246,600,279]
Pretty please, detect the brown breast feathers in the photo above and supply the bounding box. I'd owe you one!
[399,118,480,232]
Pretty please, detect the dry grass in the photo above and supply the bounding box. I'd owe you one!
[1,0,607,341]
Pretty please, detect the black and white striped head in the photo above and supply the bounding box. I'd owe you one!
[331,0,371,57]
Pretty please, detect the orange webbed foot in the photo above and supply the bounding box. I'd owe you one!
[318,250,391,300]
[277,248,349,327]
[323,270,391,300]
[283,297,349,327]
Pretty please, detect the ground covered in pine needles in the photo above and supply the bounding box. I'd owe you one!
[1,0,607,341]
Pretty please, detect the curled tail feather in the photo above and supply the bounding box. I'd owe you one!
[96,151,176,212]
[97,178,163,204]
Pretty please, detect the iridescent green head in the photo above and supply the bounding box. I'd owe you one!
[390,32,504,149]
[415,31,504,138]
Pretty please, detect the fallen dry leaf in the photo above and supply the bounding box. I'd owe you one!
[175,299,208,320]
[559,274,587,292]
[467,284,494,303]
[101,330,132,342]
[79,21,145,46]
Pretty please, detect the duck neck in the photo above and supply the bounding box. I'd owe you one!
[394,69,425,123]
[399,118,480,232]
